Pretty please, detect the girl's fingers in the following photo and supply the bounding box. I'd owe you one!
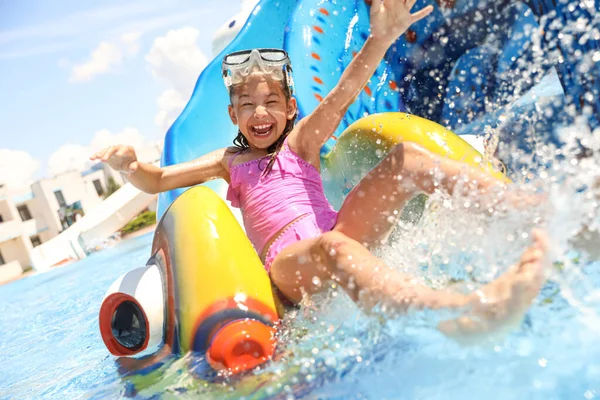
[90,149,106,160]
[410,5,434,23]
[115,148,133,171]
[407,0,417,9]
[102,146,118,161]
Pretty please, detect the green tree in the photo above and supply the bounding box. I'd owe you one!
[103,177,121,199]
[120,211,157,235]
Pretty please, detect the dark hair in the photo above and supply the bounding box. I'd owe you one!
[228,71,297,175]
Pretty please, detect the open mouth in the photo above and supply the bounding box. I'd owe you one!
[250,123,274,137]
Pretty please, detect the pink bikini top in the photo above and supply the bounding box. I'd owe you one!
[226,139,337,255]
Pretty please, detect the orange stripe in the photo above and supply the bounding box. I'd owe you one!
[319,8,329,16]
[331,135,338,140]
[364,86,372,97]
[314,94,323,102]
[389,80,398,90]
[311,52,321,60]
[313,76,323,84]
[352,51,358,58]
[313,25,324,34]
[99,293,151,356]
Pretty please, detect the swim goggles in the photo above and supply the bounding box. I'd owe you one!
[222,48,294,94]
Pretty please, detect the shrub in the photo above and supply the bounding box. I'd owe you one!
[103,177,121,199]
[120,211,156,235]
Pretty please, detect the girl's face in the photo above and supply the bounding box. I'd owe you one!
[228,73,297,150]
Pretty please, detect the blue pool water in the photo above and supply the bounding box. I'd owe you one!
[2,223,600,399]
[0,235,153,399]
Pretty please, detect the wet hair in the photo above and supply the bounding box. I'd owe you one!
[228,70,297,175]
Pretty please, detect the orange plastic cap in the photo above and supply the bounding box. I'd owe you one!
[207,319,276,373]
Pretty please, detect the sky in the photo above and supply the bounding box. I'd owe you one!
[0,0,258,189]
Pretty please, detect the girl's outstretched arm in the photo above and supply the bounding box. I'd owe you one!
[90,145,230,194]
[290,0,433,162]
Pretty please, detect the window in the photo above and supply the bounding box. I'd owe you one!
[0,250,5,265]
[54,190,66,207]
[30,235,42,247]
[93,179,104,196]
[17,205,32,221]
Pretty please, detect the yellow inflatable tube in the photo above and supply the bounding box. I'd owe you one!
[322,112,508,209]
[99,187,279,374]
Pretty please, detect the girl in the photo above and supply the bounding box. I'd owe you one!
[91,0,548,342]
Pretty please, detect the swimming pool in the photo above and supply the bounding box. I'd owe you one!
[2,200,600,399]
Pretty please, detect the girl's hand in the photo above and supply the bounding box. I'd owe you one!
[90,145,139,174]
[369,0,434,44]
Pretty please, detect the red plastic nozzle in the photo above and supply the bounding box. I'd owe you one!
[207,319,276,373]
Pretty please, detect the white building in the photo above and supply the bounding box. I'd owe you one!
[0,141,163,283]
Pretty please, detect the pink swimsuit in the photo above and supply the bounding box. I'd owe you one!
[227,139,338,271]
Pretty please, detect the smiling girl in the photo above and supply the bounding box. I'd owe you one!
[92,0,548,342]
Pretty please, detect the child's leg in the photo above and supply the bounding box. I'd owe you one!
[269,228,548,341]
[270,230,467,307]
[335,142,503,248]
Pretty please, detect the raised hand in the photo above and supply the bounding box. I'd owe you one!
[369,0,434,44]
[90,145,139,174]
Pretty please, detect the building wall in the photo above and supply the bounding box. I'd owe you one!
[31,181,61,237]
[0,260,24,284]
[0,236,30,269]
[83,170,108,198]
[39,230,53,243]
[0,142,164,274]
[32,170,105,236]
[0,199,16,223]
[11,187,50,245]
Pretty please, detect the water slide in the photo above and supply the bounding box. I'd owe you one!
[158,0,599,215]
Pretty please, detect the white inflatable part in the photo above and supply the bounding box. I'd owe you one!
[99,264,165,357]
[459,134,486,155]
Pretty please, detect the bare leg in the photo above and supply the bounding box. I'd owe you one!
[335,142,504,248]
[270,229,548,342]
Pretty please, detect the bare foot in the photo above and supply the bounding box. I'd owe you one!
[440,229,549,342]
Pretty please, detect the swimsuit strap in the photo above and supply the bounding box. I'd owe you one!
[228,149,245,168]
[282,135,291,152]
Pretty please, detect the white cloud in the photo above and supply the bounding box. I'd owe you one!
[121,32,142,56]
[154,89,188,131]
[146,27,208,130]
[0,149,40,189]
[89,127,146,152]
[146,27,208,94]
[69,32,141,83]
[47,144,90,176]
[48,128,147,177]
